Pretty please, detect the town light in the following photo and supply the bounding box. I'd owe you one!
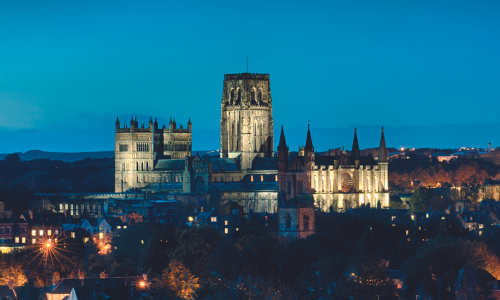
[139,280,146,288]
[45,242,51,249]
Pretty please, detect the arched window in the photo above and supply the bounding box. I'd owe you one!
[237,89,242,102]
[194,177,205,193]
[285,213,291,230]
[258,90,262,102]
[230,89,235,103]
[303,215,309,231]
[250,89,255,102]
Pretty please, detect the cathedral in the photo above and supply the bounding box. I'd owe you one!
[277,125,389,211]
[114,72,389,214]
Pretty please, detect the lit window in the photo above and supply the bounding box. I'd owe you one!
[236,228,239,231]
[32,230,36,236]
[411,215,415,221]
[99,233,104,239]
[391,216,396,221]
[99,225,103,231]
[117,226,121,229]
[275,175,278,181]
[392,224,396,227]
[261,175,264,181]
[47,230,52,236]
[479,224,484,229]
[225,221,228,226]
[22,237,26,244]
[406,230,409,236]
[141,240,144,244]
[225,228,228,234]
[124,226,127,229]
[15,237,19,243]
[211,217,217,222]
[55,230,59,235]
[250,176,253,182]
[71,232,75,239]
[32,239,36,244]
[39,230,44,236]
[426,213,429,219]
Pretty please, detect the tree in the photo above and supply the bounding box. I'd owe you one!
[157,260,199,300]
[171,226,222,278]
[0,257,28,287]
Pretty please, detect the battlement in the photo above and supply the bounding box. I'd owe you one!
[224,73,270,81]
[115,116,191,133]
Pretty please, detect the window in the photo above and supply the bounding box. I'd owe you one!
[225,221,228,226]
[15,237,19,243]
[275,175,278,181]
[22,228,26,233]
[47,230,52,236]
[406,230,409,236]
[32,239,36,244]
[261,175,264,182]
[303,215,309,231]
[39,230,44,236]
[117,226,121,229]
[22,237,26,244]
[0,228,3,233]
[236,228,239,231]
[99,233,104,239]
[258,91,262,102]
[137,143,149,152]
[32,230,36,236]
[6,227,10,233]
[55,230,59,235]
[71,232,75,239]
[287,182,292,195]
[106,229,110,234]
[211,217,217,223]
[250,175,253,182]
[99,225,104,231]
[0,238,4,244]
[119,144,128,152]
[124,226,127,229]
[285,213,291,230]
[391,216,396,221]
[225,228,228,234]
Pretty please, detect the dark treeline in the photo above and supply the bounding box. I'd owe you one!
[0,153,114,215]
[389,154,500,191]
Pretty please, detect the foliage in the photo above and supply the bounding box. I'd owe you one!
[154,260,200,300]
[0,255,28,287]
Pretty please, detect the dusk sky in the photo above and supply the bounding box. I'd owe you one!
[1,0,499,153]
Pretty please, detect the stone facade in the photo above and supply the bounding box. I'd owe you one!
[220,73,274,170]
[278,126,390,212]
[114,117,192,192]
[277,202,315,239]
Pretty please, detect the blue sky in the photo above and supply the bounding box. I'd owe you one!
[1,0,499,153]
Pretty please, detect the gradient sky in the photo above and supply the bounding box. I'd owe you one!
[1,0,499,153]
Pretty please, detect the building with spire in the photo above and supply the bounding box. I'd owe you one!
[277,126,389,211]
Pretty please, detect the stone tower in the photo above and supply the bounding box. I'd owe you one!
[220,73,274,170]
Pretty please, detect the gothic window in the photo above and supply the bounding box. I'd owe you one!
[141,162,144,171]
[230,89,235,103]
[119,144,128,152]
[298,181,303,194]
[121,162,125,171]
[194,177,205,193]
[136,162,139,171]
[303,215,309,231]
[287,182,292,195]
[250,90,255,102]
[341,172,353,193]
[322,175,325,192]
[258,90,262,102]
[285,213,291,230]
[237,89,242,102]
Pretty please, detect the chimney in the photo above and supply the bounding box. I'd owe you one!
[29,210,33,219]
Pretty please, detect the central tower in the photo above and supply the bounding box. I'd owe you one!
[220,73,274,170]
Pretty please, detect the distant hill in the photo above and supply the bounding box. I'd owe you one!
[0,149,221,162]
[0,150,115,162]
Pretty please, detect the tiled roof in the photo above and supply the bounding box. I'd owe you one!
[251,157,278,170]
[155,159,185,170]
[210,182,278,192]
[205,157,240,171]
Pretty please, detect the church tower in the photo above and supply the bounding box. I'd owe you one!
[220,73,274,170]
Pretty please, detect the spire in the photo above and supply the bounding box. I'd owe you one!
[188,117,192,124]
[379,127,388,162]
[278,126,287,149]
[149,116,153,123]
[116,116,119,123]
[154,118,158,124]
[305,124,313,150]
[351,128,360,160]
